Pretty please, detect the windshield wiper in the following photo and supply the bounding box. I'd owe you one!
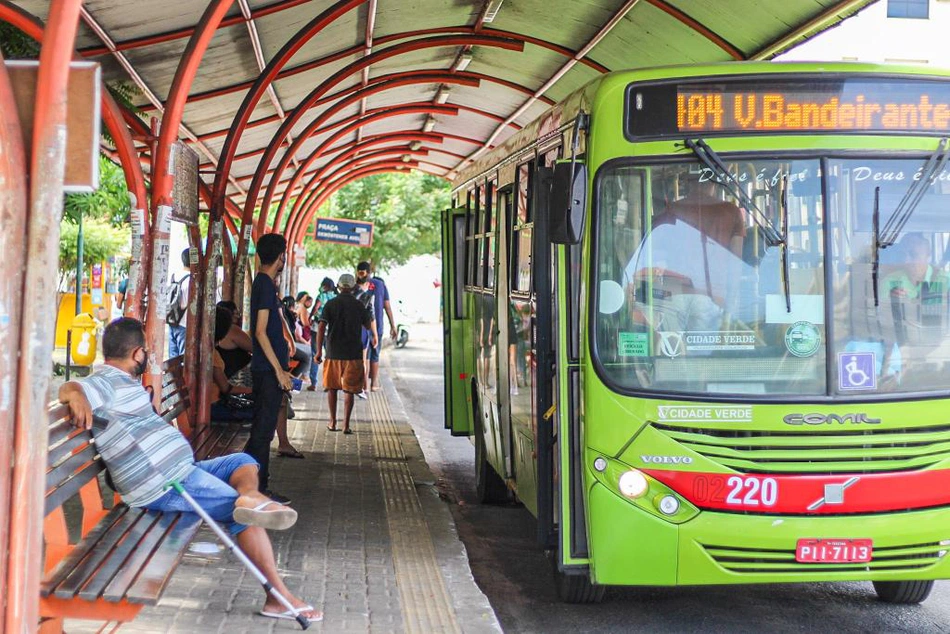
[879,137,950,248]
[872,186,881,307]
[780,175,791,313]
[683,138,784,246]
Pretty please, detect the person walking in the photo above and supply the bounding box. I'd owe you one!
[307,277,336,391]
[356,261,397,392]
[246,234,292,502]
[314,273,376,434]
[167,249,191,358]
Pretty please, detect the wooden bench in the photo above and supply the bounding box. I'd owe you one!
[161,354,249,460]
[40,405,203,632]
[40,357,248,632]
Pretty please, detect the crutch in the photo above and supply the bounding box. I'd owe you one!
[90,417,311,629]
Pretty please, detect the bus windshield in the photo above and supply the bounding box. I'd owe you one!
[593,155,950,398]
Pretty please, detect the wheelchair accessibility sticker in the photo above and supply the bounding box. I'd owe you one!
[838,352,876,391]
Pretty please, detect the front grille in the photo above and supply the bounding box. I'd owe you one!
[702,541,948,574]
[651,422,950,474]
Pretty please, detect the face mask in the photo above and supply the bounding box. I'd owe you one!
[133,349,148,377]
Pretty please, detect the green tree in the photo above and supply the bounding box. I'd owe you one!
[59,218,130,290]
[63,155,132,227]
[304,171,450,272]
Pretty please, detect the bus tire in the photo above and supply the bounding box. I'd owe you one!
[552,566,606,604]
[473,393,508,504]
[872,580,934,604]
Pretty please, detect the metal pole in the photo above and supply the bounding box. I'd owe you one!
[0,48,28,620]
[75,209,84,315]
[8,0,84,629]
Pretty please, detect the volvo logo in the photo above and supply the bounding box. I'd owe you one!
[640,455,694,465]
[783,413,881,426]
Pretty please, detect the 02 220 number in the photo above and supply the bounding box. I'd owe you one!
[725,476,778,507]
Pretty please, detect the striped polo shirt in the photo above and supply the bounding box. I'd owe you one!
[79,365,195,507]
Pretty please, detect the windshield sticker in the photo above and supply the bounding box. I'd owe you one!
[618,332,649,357]
[657,405,753,423]
[838,352,877,391]
[658,331,757,357]
[784,322,821,357]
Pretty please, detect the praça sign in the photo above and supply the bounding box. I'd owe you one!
[314,217,374,247]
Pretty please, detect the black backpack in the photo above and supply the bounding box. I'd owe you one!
[165,274,190,326]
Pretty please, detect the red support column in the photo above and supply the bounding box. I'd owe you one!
[7,1,83,631]
[146,0,236,426]
[0,49,28,616]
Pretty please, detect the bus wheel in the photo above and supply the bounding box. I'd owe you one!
[474,395,508,504]
[872,580,935,604]
[552,565,606,604]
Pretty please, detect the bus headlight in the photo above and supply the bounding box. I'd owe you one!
[618,470,649,499]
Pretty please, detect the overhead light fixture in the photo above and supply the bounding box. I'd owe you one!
[409,140,422,151]
[483,0,505,23]
[401,154,412,163]
[422,115,436,133]
[451,52,473,72]
[434,85,451,104]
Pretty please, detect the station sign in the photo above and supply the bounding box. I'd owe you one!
[314,217,374,247]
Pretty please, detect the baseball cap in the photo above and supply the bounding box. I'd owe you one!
[338,273,356,289]
[356,261,372,272]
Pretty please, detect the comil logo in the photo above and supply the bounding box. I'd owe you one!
[783,413,881,426]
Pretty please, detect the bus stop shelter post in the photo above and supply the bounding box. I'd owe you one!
[0,49,28,615]
[143,117,168,411]
[147,0,236,430]
[197,218,224,428]
[7,1,83,630]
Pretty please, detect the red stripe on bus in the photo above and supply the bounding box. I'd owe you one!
[641,469,950,514]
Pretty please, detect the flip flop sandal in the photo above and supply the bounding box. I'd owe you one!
[259,605,323,622]
[277,449,305,459]
[234,501,298,530]
[343,428,353,435]
[327,425,341,432]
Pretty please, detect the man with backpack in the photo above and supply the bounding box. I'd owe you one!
[167,249,191,358]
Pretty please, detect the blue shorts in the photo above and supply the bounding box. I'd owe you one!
[369,341,381,362]
[141,453,259,535]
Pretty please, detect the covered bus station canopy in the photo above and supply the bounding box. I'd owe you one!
[0,0,878,630]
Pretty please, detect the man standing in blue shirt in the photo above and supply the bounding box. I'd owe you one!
[356,261,397,392]
[247,234,293,502]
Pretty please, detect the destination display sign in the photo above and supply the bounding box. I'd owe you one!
[626,76,950,139]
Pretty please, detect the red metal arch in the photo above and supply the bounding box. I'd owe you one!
[269,131,444,231]
[258,70,482,231]
[277,103,459,234]
[288,163,439,246]
[146,24,619,111]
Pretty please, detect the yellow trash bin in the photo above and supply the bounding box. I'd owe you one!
[70,313,98,366]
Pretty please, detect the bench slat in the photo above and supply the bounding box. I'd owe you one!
[47,429,95,470]
[45,458,107,517]
[46,443,100,490]
[102,511,201,603]
[48,417,75,447]
[161,402,189,425]
[41,505,129,596]
[54,508,155,600]
[126,512,202,605]
[77,510,172,601]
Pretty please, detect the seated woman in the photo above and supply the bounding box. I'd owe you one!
[210,307,255,423]
[215,300,253,379]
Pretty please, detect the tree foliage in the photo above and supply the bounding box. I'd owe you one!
[59,218,130,278]
[63,156,132,226]
[0,22,40,59]
[304,171,450,272]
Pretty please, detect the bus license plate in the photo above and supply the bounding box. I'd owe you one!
[796,539,873,563]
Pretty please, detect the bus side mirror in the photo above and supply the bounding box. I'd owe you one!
[550,160,587,245]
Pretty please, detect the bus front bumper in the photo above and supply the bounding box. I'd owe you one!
[587,482,950,586]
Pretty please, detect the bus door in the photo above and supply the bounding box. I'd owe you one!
[535,157,591,571]
[494,186,515,479]
[441,206,473,435]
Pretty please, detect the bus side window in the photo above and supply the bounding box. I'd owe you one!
[485,179,496,289]
[466,188,478,287]
[512,161,533,293]
[474,185,484,289]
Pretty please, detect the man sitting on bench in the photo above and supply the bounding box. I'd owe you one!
[58,317,321,623]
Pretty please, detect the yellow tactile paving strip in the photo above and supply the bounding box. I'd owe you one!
[369,392,463,634]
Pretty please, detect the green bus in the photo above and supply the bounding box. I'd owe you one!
[440,62,950,604]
